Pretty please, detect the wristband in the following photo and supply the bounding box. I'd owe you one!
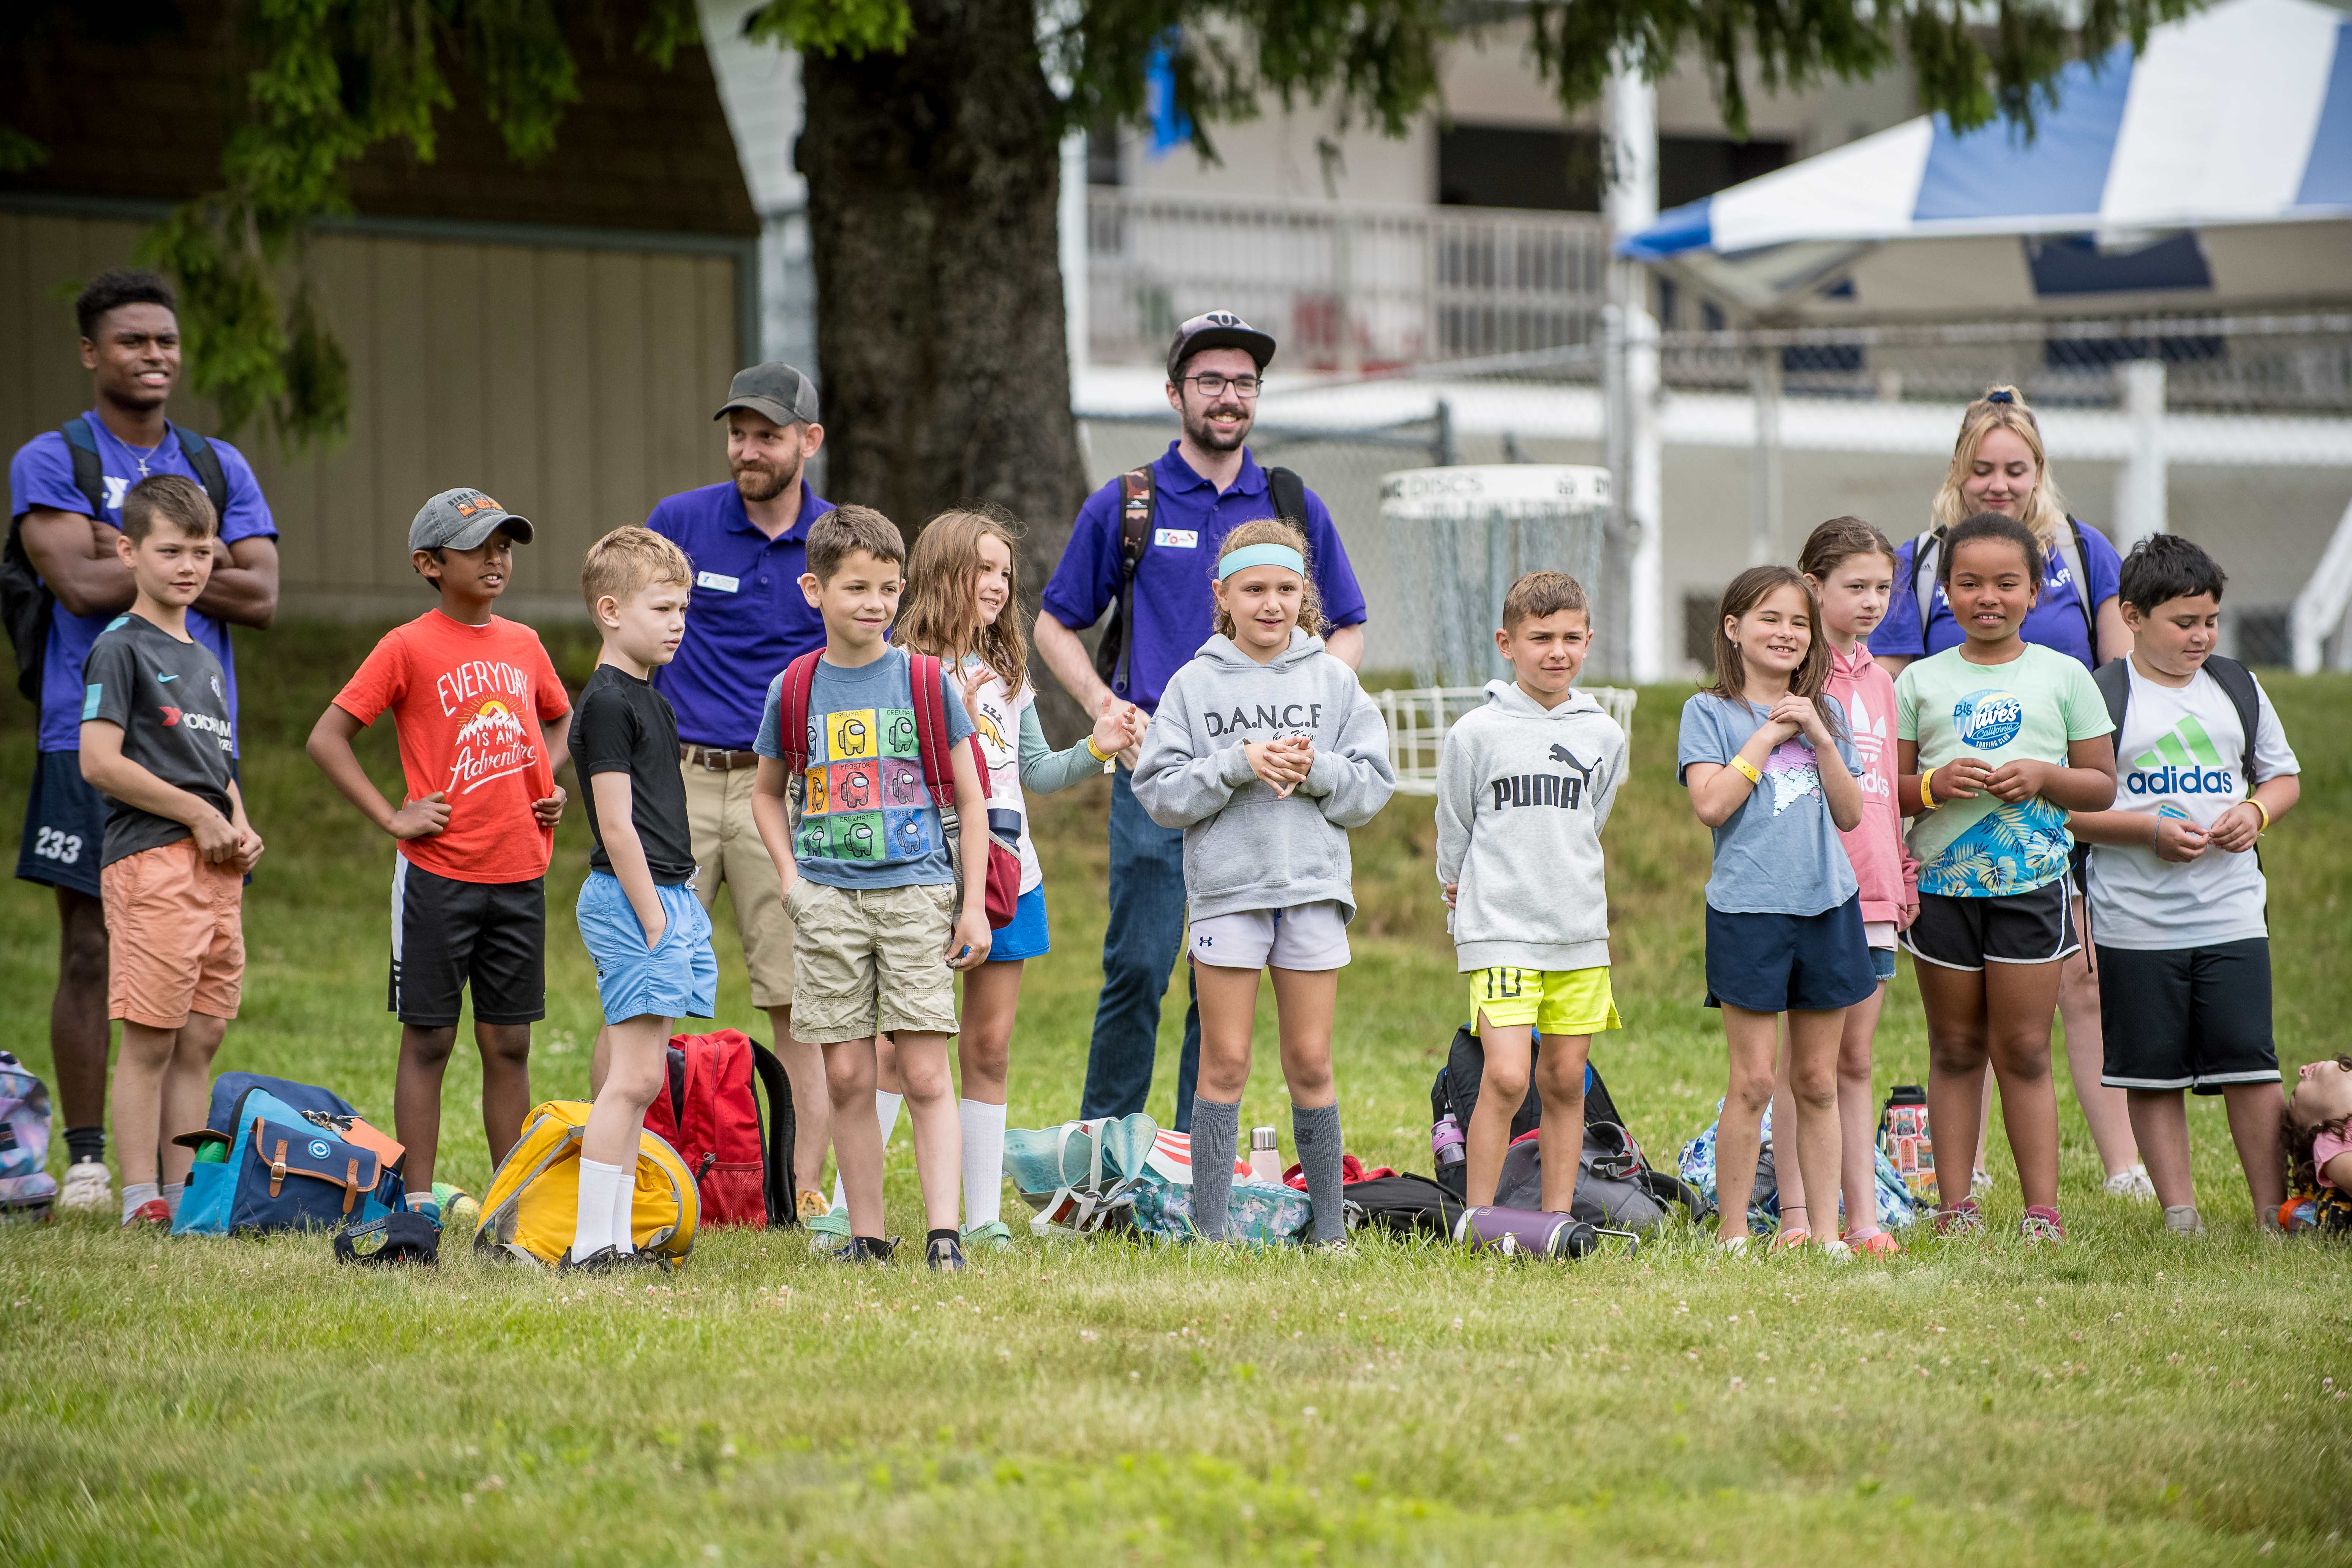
[1730,755,1762,785]
[1919,767,1938,811]
[1085,734,1113,763]
[2250,798,2271,835]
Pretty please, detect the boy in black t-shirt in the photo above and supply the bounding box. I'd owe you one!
[565,526,715,1270]
[77,476,263,1227]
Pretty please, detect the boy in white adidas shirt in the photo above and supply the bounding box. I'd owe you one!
[2072,536,2300,1236]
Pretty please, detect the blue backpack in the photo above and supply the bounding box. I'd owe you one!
[173,1076,405,1236]
[0,1051,57,1220]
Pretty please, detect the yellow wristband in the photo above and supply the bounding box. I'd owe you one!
[1730,755,1762,785]
[1919,767,1939,811]
[1084,735,1113,763]
[2250,798,2270,835]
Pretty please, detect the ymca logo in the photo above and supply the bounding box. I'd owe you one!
[1953,689,2024,749]
[2128,715,2236,797]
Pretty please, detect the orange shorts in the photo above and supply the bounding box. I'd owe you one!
[100,840,244,1028]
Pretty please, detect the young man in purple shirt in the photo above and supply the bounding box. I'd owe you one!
[9,269,279,1215]
[1034,311,1369,1132]
[641,362,836,1214]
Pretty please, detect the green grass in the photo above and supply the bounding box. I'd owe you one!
[3,622,2349,1565]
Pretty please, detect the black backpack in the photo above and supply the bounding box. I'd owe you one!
[2,418,229,700]
[1091,461,1310,695]
[2091,653,2262,789]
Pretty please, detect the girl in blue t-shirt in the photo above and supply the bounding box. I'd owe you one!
[1677,566,1873,1255]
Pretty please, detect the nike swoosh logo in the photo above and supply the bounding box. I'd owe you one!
[156,674,177,683]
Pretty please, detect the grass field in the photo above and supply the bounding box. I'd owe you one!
[3,621,2349,1566]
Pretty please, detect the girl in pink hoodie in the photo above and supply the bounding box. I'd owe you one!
[1770,518,1919,1254]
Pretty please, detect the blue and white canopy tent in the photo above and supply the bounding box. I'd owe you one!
[1619,0,2352,321]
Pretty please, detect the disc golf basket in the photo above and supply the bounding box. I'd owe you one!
[1376,464,1633,795]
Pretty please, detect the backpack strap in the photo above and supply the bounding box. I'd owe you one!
[59,419,106,518]
[2093,654,2132,743]
[746,1039,798,1228]
[775,650,823,772]
[1107,467,1155,695]
[909,651,993,811]
[1267,465,1308,530]
[174,426,232,520]
[2055,518,2099,662]
[1909,526,1943,638]
[2199,654,2264,787]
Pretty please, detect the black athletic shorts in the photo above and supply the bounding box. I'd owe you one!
[1901,880,2077,972]
[2096,937,2278,1094]
[17,750,104,898]
[389,860,546,1027]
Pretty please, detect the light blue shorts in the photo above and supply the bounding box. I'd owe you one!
[989,885,1050,963]
[577,872,717,1024]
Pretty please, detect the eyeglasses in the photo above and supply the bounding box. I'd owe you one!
[1182,373,1262,398]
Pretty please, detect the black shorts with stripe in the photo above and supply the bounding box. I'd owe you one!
[390,859,545,1028]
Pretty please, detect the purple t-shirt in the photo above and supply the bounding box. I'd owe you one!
[1039,444,1367,715]
[1869,520,2122,672]
[644,480,835,750]
[9,413,276,752]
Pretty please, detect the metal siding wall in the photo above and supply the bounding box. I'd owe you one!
[0,212,740,620]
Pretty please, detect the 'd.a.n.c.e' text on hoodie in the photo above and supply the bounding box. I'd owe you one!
[1434,680,1627,973]
[1131,629,1396,923]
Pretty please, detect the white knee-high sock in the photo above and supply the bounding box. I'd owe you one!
[609,1154,637,1254]
[830,1092,904,1211]
[959,1099,1008,1229]
[572,1158,623,1261]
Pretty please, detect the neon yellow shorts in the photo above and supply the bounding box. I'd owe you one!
[1468,965,1621,1037]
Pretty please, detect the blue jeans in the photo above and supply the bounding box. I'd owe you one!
[1080,768,1200,1131]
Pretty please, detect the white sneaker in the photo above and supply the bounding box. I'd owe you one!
[1818,1237,1854,1262]
[2103,1166,2158,1202]
[58,1160,112,1213]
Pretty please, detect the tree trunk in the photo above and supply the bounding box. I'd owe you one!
[797,0,1093,740]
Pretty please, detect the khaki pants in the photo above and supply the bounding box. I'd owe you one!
[681,760,797,1009]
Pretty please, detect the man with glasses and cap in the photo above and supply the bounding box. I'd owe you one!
[642,362,836,1216]
[1035,311,1369,1132]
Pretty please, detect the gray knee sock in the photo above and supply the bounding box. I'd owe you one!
[1293,1101,1345,1243]
[1188,1096,1241,1243]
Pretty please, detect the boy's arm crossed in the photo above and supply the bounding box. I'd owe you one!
[947,743,993,971]
[306,703,450,839]
[79,720,240,863]
[590,771,668,949]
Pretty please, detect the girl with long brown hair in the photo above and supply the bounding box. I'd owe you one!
[1677,566,1872,1253]
[815,506,1143,1253]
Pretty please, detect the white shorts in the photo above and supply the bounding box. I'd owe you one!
[1188,901,1351,972]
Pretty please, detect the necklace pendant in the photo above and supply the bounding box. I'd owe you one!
[136,457,150,476]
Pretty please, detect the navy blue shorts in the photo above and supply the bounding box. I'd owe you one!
[1704,896,1878,1013]
[17,749,104,898]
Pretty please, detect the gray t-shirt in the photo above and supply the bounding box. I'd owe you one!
[1676,691,1864,916]
[80,612,236,867]
[754,648,975,891]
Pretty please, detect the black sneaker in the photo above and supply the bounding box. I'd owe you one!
[558,1245,629,1274]
[831,1235,898,1266]
[926,1233,967,1272]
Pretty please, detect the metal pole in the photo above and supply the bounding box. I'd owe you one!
[2115,356,2169,551]
[1750,347,1784,566]
[1606,55,1663,683]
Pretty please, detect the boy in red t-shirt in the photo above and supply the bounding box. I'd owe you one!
[307,488,572,1217]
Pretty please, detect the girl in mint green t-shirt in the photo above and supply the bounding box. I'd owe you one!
[1894,514,2116,1244]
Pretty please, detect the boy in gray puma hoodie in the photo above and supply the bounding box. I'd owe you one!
[1133,521,1394,1247]
[1434,571,1627,1216]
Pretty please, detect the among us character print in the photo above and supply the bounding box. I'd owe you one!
[796,703,940,865]
[1760,733,1824,815]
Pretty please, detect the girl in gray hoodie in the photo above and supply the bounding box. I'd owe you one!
[1133,520,1396,1247]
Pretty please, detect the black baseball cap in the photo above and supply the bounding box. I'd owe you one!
[1166,310,1277,382]
[715,361,821,427]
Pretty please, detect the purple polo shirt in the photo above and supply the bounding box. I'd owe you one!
[644,479,835,749]
[1039,443,1367,714]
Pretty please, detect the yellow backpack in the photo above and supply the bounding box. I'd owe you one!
[474,1100,699,1270]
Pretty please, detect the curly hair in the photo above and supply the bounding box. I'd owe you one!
[897,504,1029,695]
[1212,518,1325,639]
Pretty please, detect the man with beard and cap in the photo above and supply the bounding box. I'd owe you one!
[642,362,835,1216]
[1035,311,1368,1132]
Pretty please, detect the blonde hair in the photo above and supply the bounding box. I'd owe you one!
[898,505,1029,695]
[1933,385,2070,543]
[580,525,691,615]
[1212,519,1324,639]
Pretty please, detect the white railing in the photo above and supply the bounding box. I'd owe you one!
[1087,189,1607,375]
[1377,685,1638,797]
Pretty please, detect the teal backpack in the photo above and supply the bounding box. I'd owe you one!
[172,1075,406,1236]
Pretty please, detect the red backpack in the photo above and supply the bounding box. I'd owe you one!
[770,648,1021,927]
[640,1029,797,1227]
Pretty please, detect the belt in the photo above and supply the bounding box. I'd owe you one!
[681,745,760,772]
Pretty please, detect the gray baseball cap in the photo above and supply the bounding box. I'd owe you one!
[410,487,533,553]
[715,361,821,427]
[1167,310,1277,381]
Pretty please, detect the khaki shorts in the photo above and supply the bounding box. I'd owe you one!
[100,839,244,1028]
[785,879,959,1045]
[683,760,797,1009]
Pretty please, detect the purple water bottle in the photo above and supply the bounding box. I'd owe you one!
[1432,1113,1466,1186]
[1453,1205,1599,1260]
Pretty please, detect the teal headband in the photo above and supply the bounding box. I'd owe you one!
[1217,542,1306,581]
